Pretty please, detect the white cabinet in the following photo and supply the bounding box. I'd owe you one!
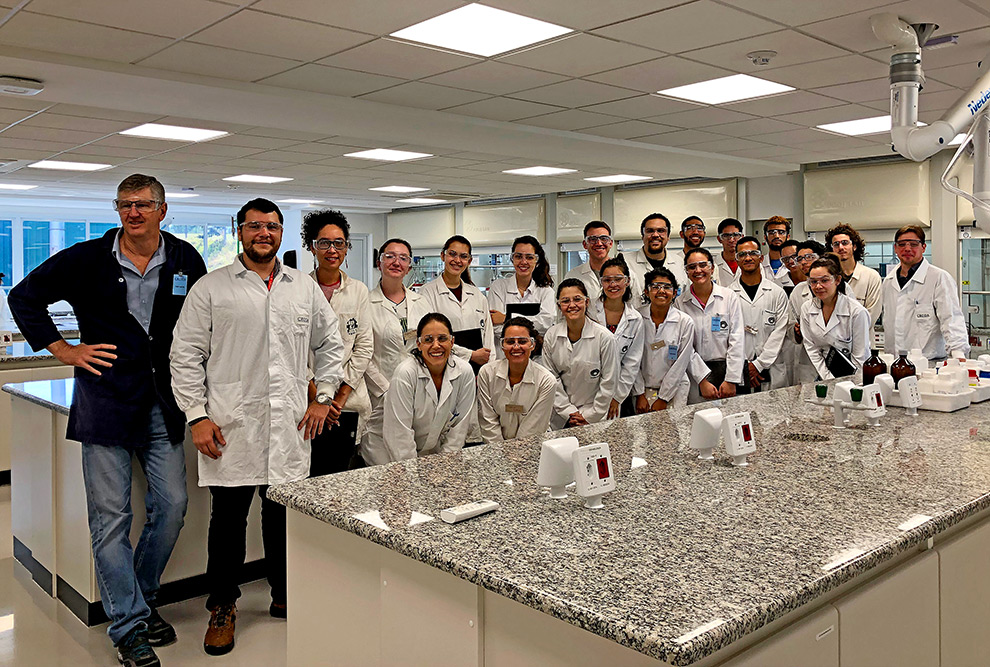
[720,606,837,667]
[936,518,990,667]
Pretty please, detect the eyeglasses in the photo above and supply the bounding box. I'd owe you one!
[601,276,628,286]
[682,224,705,232]
[685,261,711,271]
[240,221,283,232]
[782,256,798,266]
[736,250,762,259]
[419,334,451,345]
[113,199,161,212]
[765,229,788,237]
[719,232,743,240]
[584,235,613,245]
[808,276,835,287]
[512,252,537,262]
[444,249,472,261]
[644,228,668,237]
[797,253,819,263]
[502,337,534,346]
[831,239,852,248]
[895,240,923,249]
[647,282,675,292]
[381,252,411,264]
[314,238,350,251]
[558,296,587,306]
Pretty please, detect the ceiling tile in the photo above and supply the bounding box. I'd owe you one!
[241,149,321,163]
[723,90,846,116]
[153,116,255,133]
[593,1,779,54]
[251,0,464,35]
[0,12,172,63]
[718,0,893,26]
[93,135,194,151]
[649,106,758,129]
[24,0,234,39]
[579,120,679,139]
[634,129,719,146]
[1,124,109,144]
[512,79,638,107]
[138,42,300,81]
[514,109,622,131]
[191,9,371,61]
[499,34,660,77]
[927,62,985,88]
[359,82,490,110]
[774,103,885,126]
[687,137,773,152]
[907,26,990,71]
[20,113,133,134]
[47,105,161,124]
[240,128,331,141]
[482,0,683,30]
[586,57,732,93]
[212,135,311,150]
[259,64,405,97]
[724,145,812,160]
[0,109,41,125]
[422,61,568,96]
[793,136,879,152]
[705,117,804,137]
[749,127,837,147]
[317,39,477,79]
[682,30,850,72]
[163,143,262,158]
[762,55,889,88]
[580,94,701,119]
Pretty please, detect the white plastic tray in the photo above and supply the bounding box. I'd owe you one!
[886,387,973,412]
[969,384,990,403]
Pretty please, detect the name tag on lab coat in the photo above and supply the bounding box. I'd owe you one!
[172,274,187,296]
[711,316,722,332]
[745,325,758,335]
[403,328,417,341]
[650,340,666,351]
[668,344,678,361]
[504,404,525,413]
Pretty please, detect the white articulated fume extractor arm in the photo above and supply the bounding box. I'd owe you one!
[871,12,990,230]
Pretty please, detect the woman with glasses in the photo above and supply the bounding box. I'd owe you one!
[674,248,745,403]
[542,279,617,429]
[363,238,430,464]
[367,313,476,462]
[302,210,373,474]
[477,316,557,444]
[589,257,644,418]
[634,268,696,411]
[789,241,826,384]
[799,256,871,381]
[486,235,556,358]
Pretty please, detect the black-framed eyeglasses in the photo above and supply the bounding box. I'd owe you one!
[314,238,350,251]
[113,199,162,213]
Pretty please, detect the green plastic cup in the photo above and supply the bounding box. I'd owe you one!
[850,387,863,402]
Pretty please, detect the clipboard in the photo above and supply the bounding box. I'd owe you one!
[505,303,540,318]
[825,346,857,378]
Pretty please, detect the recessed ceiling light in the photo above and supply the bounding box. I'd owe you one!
[167,192,199,198]
[503,166,577,176]
[344,149,433,162]
[278,199,324,204]
[0,183,37,190]
[223,174,293,183]
[656,74,794,105]
[397,197,447,204]
[584,174,651,184]
[370,185,430,193]
[120,123,228,142]
[28,160,112,171]
[816,116,893,136]
[390,3,572,58]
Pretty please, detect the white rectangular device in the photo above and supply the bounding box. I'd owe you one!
[722,412,756,458]
[898,375,923,409]
[689,408,723,460]
[440,500,499,524]
[572,443,615,508]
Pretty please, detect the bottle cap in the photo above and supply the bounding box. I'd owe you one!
[970,369,978,377]
[898,350,908,356]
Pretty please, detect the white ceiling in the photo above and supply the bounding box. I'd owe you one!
[0,0,984,212]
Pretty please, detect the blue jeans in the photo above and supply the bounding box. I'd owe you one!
[81,403,187,645]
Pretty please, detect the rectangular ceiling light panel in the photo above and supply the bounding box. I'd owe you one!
[657,74,794,105]
[816,116,892,136]
[0,183,37,190]
[344,149,433,161]
[397,197,446,204]
[584,174,651,183]
[503,166,577,176]
[223,174,294,183]
[120,123,228,142]
[369,185,430,192]
[28,160,112,171]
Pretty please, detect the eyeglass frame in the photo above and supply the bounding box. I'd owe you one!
[239,221,284,232]
[313,238,351,251]
[113,199,163,212]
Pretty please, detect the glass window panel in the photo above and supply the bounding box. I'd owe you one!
[163,224,205,256]
[205,224,238,271]
[23,220,50,275]
[65,222,86,249]
[0,220,11,288]
[89,222,117,239]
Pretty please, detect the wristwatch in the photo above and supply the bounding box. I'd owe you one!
[315,393,333,406]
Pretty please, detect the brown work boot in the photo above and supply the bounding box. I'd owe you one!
[203,603,236,656]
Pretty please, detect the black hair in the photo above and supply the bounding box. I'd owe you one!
[556,277,588,300]
[809,255,849,295]
[798,240,826,256]
[780,239,800,253]
[641,212,671,235]
[598,256,632,303]
[513,235,553,288]
[643,267,679,297]
[583,220,612,236]
[442,235,474,286]
[301,209,349,250]
[825,223,865,262]
[502,316,538,341]
[411,312,455,368]
[681,215,704,230]
[735,235,761,252]
[717,218,743,235]
[237,198,283,225]
[684,247,714,265]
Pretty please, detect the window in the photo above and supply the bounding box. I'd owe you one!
[0,220,11,289]
[89,222,116,239]
[22,220,50,275]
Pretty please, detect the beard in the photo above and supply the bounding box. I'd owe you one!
[244,240,278,263]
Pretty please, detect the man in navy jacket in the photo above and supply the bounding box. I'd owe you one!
[9,174,207,667]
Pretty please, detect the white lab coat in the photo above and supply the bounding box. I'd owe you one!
[0,288,12,330]
[621,248,688,306]
[880,259,970,360]
[418,276,495,364]
[542,318,618,429]
[846,262,883,326]
[170,260,344,487]
[364,283,430,399]
[712,251,739,288]
[476,359,556,443]
[589,300,645,403]
[634,305,696,407]
[486,275,556,356]
[311,270,373,437]
[787,281,817,385]
[729,277,790,390]
[674,283,746,385]
[367,355,476,463]
[799,291,871,381]
[563,260,603,302]
[761,255,794,289]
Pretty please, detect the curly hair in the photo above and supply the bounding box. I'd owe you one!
[301,209,349,250]
[825,223,865,262]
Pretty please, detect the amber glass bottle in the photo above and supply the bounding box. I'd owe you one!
[862,349,887,386]
[890,350,916,388]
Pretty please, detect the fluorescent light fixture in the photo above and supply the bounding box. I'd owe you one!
[120,123,228,142]
[369,185,429,193]
[0,183,37,190]
[656,74,794,105]
[397,197,446,204]
[28,160,112,171]
[223,174,293,183]
[816,115,892,136]
[167,192,199,198]
[390,3,572,58]
[584,174,651,184]
[503,166,577,176]
[344,149,433,162]
[278,199,324,204]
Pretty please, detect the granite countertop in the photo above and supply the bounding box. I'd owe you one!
[269,383,990,665]
[2,378,73,415]
[1,339,79,363]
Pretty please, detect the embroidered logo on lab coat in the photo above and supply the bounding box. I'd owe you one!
[346,317,358,336]
[720,318,728,331]
[590,368,601,378]
[296,316,310,324]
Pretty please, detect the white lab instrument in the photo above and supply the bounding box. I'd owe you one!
[571,442,615,509]
[827,381,878,429]
[0,330,11,351]
[689,408,723,460]
[877,371,969,412]
[722,412,756,467]
[897,376,923,416]
[537,436,579,498]
[862,383,886,427]
[440,500,500,524]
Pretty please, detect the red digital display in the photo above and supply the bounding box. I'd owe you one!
[742,424,752,441]
[596,457,610,479]
[875,393,883,407]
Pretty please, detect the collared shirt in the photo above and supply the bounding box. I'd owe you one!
[365,283,429,399]
[589,299,645,402]
[418,275,495,362]
[761,255,794,289]
[634,305,696,404]
[799,291,871,381]
[845,262,883,326]
[542,317,617,429]
[476,358,557,443]
[112,230,166,333]
[0,288,12,330]
[621,248,689,306]
[674,282,746,384]
[563,260,604,303]
[712,251,739,288]
[787,281,817,384]
[728,276,790,387]
[486,275,556,355]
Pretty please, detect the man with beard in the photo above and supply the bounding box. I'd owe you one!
[679,215,706,256]
[564,220,614,299]
[621,212,688,303]
[761,216,793,288]
[170,198,344,656]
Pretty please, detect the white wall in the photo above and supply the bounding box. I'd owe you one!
[745,173,804,238]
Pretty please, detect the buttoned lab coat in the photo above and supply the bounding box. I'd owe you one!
[761,255,794,289]
[634,306,696,407]
[311,270,373,438]
[880,259,970,361]
[486,275,556,358]
[477,359,557,443]
[564,260,604,303]
[846,262,883,327]
[364,283,430,399]
[787,281,817,385]
[712,251,739,288]
[170,261,344,487]
[729,278,790,390]
[589,299,645,403]
[799,291,871,381]
[674,283,746,385]
[373,355,476,462]
[542,318,618,429]
[418,275,495,364]
[621,248,688,306]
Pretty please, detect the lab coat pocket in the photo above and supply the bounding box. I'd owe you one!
[206,380,244,431]
[337,311,358,343]
[763,309,779,328]
[914,306,937,333]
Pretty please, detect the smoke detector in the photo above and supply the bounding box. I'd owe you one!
[746,50,777,66]
[0,76,44,96]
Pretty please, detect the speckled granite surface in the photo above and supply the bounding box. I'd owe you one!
[1,338,79,363]
[274,383,990,665]
[2,378,73,415]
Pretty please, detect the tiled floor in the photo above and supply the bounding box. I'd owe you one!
[0,488,287,666]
